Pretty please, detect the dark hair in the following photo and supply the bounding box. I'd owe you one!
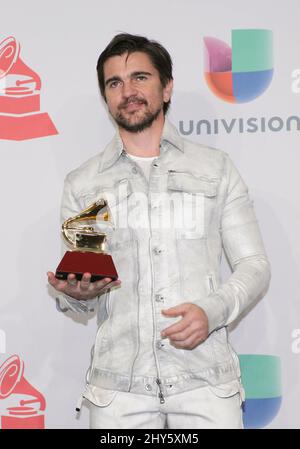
[96,33,173,114]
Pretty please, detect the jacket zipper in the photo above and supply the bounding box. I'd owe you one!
[148,159,165,405]
[156,378,165,404]
[125,152,165,404]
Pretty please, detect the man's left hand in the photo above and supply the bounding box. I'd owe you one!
[161,303,209,350]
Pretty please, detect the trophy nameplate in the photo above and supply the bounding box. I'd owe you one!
[55,199,118,282]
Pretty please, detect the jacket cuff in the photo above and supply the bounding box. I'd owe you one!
[194,293,227,334]
[56,293,98,313]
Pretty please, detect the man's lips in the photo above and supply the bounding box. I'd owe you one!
[120,98,147,110]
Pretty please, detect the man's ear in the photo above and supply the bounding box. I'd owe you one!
[163,79,173,103]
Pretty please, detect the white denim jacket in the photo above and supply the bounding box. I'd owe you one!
[57,119,270,405]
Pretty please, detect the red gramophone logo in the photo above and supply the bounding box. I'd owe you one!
[0,36,58,140]
[0,355,46,429]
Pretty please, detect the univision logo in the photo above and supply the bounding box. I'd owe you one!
[204,29,273,103]
[239,354,281,428]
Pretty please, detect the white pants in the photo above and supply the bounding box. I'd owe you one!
[88,383,244,429]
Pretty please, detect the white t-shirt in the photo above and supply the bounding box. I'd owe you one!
[127,154,156,181]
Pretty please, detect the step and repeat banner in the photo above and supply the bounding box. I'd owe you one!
[0,0,299,428]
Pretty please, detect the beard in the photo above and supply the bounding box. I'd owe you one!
[112,96,163,133]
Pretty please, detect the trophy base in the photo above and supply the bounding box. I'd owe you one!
[55,251,118,282]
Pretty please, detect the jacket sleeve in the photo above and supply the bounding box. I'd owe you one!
[55,175,99,314]
[197,153,271,333]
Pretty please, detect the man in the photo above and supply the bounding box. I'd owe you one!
[48,33,271,429]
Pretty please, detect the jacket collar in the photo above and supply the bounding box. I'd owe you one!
[97,118,184,173]
[161,118,184,153]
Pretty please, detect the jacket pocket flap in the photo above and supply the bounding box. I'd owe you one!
[167,171,218,197]
[80,178,132,208]
[208,380,242,398]
[83,385,118,407]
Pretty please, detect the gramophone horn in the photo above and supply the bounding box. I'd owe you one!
[0,355,46,411]
[0,36,41,90]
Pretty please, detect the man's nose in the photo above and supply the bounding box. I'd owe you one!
[122,80,137,98]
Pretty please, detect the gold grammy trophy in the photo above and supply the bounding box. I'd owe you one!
[55,199,118,282]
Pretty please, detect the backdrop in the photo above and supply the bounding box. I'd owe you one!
[0,0,299,429]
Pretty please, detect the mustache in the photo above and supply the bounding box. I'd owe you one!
[119,96,148,109]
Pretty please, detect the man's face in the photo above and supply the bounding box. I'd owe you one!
[103,51,172,133]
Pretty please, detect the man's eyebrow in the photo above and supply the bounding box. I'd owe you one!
[130,71,153,77]
[105,76,122,87]
[105,71,153,86]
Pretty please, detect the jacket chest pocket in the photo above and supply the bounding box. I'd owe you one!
[167,170,219,239]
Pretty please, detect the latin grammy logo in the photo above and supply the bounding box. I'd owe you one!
[0,35,58,140]
[0,354,46,429]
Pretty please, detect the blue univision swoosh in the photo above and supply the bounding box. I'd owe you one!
[232,69,274,103]
[243,396,282,428]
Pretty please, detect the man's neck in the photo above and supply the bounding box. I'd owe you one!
[119,114,165,157]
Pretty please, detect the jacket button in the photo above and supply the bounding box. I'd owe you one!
[132,167,138,174]
[153,247,162,255]
[145,384,152,391]
[156,341,164,349]
[155,294,164,302]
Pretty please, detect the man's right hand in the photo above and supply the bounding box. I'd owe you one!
[47,271,121,301]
